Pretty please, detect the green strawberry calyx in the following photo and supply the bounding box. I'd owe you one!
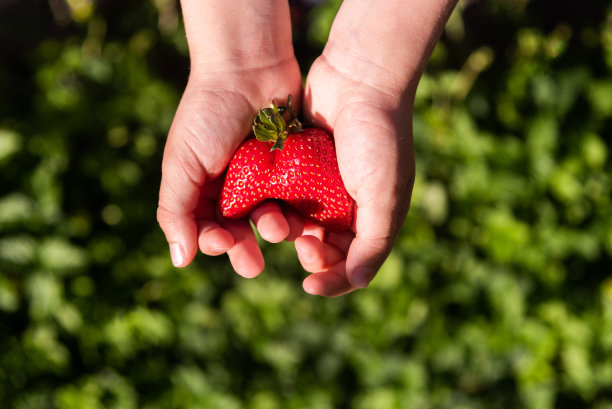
[253,95,303,151]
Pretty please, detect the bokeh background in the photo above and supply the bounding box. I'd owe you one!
[1,0,612,407]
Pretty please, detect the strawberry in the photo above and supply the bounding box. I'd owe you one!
[220,96,354,232]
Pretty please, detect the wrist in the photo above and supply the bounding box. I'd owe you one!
[323,0,457,95]
[180,0,295,73]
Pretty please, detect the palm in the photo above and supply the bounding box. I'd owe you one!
[158,60,302,275]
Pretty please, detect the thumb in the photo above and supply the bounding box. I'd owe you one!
[157,141,204,267]
[344,164,414,288]
[344,201,399,289]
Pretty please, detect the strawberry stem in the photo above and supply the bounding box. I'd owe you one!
[253,95,302,151]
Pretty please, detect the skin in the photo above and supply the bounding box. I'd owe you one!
[157,0,301,277]
[157,0,457,296]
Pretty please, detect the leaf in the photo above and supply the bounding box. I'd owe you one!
[39,237,88,273]
[0,193,35,226]
[0,129,22,164]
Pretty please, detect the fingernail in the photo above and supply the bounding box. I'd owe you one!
[352,267,375,288]
[169,243,184,267]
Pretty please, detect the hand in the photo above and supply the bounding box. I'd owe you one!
[289,0,456,296]
[157,54,302,277]
[157,0,302,277]
[158,0,455,293]
[294,53,415,296]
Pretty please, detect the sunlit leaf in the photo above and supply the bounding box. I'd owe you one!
[0,129,22,164]
[39,237,88,273]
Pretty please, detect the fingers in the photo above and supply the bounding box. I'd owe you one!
[222,218,265,278]
[199,206,266,278]
[197,219,234,256]
[193,186,234,256]
[296,222,397,294]
[250,201,290,243]
[302,263,356,297]
[295,232,357,297]
[285,210,306,242]
[295,235,344,273]
[284,207,325,242]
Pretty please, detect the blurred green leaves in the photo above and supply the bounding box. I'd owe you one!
[0,129,22,164]
[1,0,612,408]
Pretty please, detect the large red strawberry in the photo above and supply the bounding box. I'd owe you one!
[220,96,354,232]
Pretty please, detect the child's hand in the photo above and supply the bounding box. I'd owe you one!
[157,0,302,276]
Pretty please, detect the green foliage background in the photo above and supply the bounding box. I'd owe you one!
[1,0,612,407]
